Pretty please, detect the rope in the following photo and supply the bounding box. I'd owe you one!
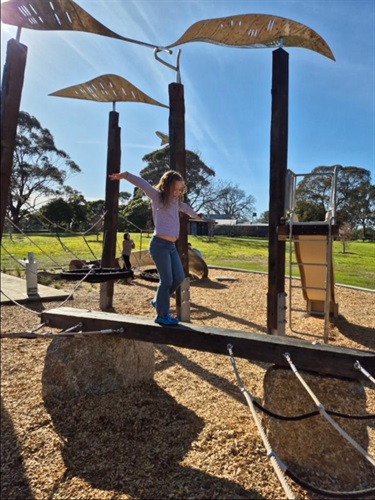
[4,219,62,268]
[355,360,375,384]
[283,353,375,467]
[15,198,105,263]
[1,265,94,316]
[80,211,107,261]
[55,228,70,253]
[53,227,85,263]
[82,234,99,261]
[284,468,375,498]
[18,197,71,234]
[24,195,106,236]
[228,345,375,499]
[1,326,125,339]
[81,212,107,236]
[252,399,374,421]
[2,322,49,336]
[227,344,296,499]
[55,267,96,308]
[0,289,41,315]
[1,243,27,268]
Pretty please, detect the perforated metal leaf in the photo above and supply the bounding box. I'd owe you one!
[49,74,169,107]
[155,131,169,145]
[167,14,335,61]
[1,0,129,41]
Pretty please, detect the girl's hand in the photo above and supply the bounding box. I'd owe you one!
[109,172,124,181]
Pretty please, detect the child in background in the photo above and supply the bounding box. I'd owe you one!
[122,232,134,270]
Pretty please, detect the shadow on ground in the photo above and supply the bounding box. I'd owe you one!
[1,398,33,500]
[333,315,375,351]
[44,382,263,499]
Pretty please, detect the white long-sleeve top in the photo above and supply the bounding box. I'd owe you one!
[125,172,199,239]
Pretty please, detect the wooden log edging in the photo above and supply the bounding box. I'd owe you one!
[40,307,375,381]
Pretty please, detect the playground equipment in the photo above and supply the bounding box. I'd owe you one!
[2,5,374,496]
[0,2,337,324]
[61,267,134,283]
[41,306,373,381]
[129,247,209,280]
[283,168,339,343]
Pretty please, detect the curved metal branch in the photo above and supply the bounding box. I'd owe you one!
[154,48,182,83]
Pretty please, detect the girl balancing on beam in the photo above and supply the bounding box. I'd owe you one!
[109,169,202,325]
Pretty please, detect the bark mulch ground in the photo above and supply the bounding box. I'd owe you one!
[1,269,374,499]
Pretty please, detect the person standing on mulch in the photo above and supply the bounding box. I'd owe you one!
[122,233,135,270]
[109,169,202,325]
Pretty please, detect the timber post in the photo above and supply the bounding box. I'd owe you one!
[100,110,121,311]
[1,38,27,241]
[168,82,190,321]
[267,48,289,335]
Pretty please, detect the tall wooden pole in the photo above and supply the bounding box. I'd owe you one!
[100,110,121,311]
[1,39,27,241]
[267,48,289,335]
[168,82,190,321]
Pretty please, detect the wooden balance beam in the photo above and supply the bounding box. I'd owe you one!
[41,307,374,381]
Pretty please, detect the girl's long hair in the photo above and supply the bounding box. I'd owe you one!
[155,170,186,205]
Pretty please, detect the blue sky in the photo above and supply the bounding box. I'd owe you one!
[1,0,374,217]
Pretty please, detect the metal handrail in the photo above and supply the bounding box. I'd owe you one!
[286,168,338,343]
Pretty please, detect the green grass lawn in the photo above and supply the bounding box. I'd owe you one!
[1,233,374,290]
[189,236,374,290]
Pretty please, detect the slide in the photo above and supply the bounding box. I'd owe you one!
[294,235,338,316]
[130,249,154,268]
[129,248,208,279]
[187,247,209,279]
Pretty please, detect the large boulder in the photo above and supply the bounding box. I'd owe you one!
[42,335,154,401]
[262,366,374,490]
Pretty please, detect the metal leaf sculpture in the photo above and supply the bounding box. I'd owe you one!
[155,131,169,145]
[0,0,157,48]
[49,74,168,108]
[167,14,335,61]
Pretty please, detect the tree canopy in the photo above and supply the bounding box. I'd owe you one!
[10,112,372,238]
[295,165,374,235]
[204,180,256,221]
[140,147,215,211]
[7,111,81,228]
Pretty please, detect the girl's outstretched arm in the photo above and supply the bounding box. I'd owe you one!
[109,171,158,200]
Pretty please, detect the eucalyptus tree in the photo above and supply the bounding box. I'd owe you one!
[140,147,215,212]
[7,111,81,229]
[295,166,374,235]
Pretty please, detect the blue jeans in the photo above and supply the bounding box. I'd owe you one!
[149,236,185,317]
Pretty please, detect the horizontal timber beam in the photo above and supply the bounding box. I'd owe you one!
[41,307,374,381]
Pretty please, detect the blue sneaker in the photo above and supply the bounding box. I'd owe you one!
[154,314,179,325]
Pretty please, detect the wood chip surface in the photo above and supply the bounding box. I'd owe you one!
[1,269,374,499]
